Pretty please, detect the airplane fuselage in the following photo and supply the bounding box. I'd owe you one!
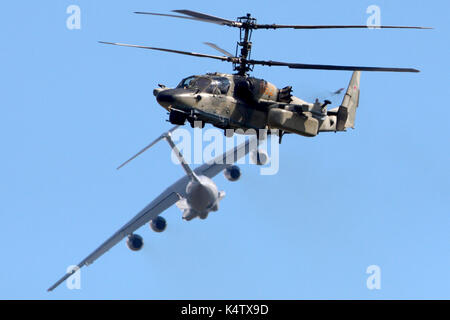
[181,175,223,220]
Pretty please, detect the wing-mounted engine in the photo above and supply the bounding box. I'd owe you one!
[150,216,167,232]
[224,165,241,181]
[126,234,144,251]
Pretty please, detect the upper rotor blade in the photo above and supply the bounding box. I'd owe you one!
[203,42,234,57]
[99,41,233,62]
[254,24,432,30]
[247,59,420,73]
[173,9,241,27]
[135,10,431,30]
[134,11,208,22]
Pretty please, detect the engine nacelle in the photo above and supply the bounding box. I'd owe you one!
[250,149,269,166]
[150,216,167,232]
[224,165,241,181]
[126,234,143,251]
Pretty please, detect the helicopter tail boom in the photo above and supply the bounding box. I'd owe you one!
[336,71,361,131]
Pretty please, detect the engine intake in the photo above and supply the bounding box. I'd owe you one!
[150,216,167,232]
[224,165,241,181]
[126,234,144,251]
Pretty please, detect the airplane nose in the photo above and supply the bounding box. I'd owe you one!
[156,90,174,108]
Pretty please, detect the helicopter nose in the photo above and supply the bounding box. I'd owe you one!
[156,90,175,108]
[156,89,197,109]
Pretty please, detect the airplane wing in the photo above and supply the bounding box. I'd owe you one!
[197,136,256,178]
[47,190,180,291]
[48,136,256,291]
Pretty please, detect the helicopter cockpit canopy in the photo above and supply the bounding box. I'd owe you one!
[177,76,230,94]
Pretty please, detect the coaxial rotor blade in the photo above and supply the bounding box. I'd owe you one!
[135,10,241,27]
[98,41,234,62]
[203,42,234,57]
[247,59,420,73]
[173,10,242,27]
[134,11,208,22]
[254,24,432,30]
[134,10,431,30]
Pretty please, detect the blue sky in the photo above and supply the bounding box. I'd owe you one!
[0,0,448,299]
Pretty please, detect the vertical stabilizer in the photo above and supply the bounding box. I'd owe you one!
[336,71,360,131]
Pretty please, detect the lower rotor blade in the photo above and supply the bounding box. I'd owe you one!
[99,41,232,62]
[203,42,234,57]
[288,63,420,73]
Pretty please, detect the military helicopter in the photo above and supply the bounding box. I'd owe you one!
[100,10,429,143]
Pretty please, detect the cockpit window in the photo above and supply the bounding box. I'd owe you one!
[178,76,230,94]
[177,76,211,91]
[206,77,231,95]
[178,76,196,88]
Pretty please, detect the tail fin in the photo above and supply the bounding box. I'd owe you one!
[116,125,180,170]
[336,71,360,131]
[116,125,199,182]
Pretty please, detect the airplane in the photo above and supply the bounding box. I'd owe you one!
[48,126,258,291]
[99,9,430,143]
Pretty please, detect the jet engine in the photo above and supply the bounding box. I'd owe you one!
[126,234,144,251]
[150,216,167,232]
[250,149,269,166]
[224,165,241,181]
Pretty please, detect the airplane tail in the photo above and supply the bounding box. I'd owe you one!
[336,71,360,131]
[116,125,199,182]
